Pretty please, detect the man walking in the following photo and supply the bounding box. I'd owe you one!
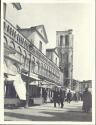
[67,90,72,103]
[43,89,47,103]
[53,88,59,107]
[59,89,65,108]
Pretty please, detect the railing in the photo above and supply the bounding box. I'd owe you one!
[4,19,61,84]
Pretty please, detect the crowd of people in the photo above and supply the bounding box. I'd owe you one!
[53,88,83,108]
[43,87,92,113]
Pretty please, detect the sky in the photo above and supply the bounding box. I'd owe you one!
[8,2,93,81]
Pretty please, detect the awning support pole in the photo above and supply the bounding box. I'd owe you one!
[25,50,31,108]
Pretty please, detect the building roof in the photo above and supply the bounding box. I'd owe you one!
[17,25,48,44]
[46,47,59,57]
[46,48,55,51]
[56,29,73,34]
[12,3,22,10]
[80,80,92,83]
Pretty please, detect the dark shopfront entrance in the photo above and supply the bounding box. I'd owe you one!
[4,80,21,108]
[4,81,17,98]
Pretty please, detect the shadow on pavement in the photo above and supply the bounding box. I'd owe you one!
[4,110,92,121]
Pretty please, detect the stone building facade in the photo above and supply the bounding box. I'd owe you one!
[3,3,63,106]
[46,48,59,67]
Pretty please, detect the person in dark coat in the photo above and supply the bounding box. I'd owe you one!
[73,92,78,102]
[82,87,92,113]
[43,89,47,103]
[59,89,65,108]
[67,90,72,103]
[53,88,59,107]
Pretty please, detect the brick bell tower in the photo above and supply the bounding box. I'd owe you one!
[56,29,73,89]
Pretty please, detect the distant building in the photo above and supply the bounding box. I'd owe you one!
[71,79,80,92]
[46,48,64,86]
[80,80,92,92]
[46,48,59,67]
[56,30,73,89]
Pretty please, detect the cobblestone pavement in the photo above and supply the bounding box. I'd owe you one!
[4,101,92,121]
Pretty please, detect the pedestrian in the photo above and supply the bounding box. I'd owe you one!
[59,89,65,108]
[73,92,79,102]
[53,88,59,107]
[82,87,92,113]
[73,92,77,101]
[43,89,47,103]
[67,90,72,103]
[80,92,83,101]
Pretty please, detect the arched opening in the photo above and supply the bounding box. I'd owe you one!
[9,41,15,49]
[17,46,22,62]
[22,50,27,68]
[4,36,8,46]
[31,57,35,73]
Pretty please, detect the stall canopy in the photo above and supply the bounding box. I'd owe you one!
[4,62,26,100]
[21,73,41,83]
[13,74,26,100]
[4,74,26,100]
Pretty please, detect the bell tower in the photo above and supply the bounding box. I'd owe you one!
[56,29,73,89]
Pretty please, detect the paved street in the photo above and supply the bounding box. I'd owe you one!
[4,101,92,121]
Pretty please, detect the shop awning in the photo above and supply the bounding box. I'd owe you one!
[21,73,41,83]
[29,81,39,86]
[30,73,41,81]
[4,60,26,100]
[13,74,26,100]
[40,81,55,89]
[4,74,26,100]
[4,71,26,100]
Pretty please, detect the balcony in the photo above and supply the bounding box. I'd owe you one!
[4,19,61,84]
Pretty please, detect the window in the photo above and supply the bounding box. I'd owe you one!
[46,66,48,76]
[17,46,22,62]
[66,54,68,64]
[41,63,43,75]
[55,58,57,65]
[23,50,27,67]
[38,61,40,73]
[31,39,34,45]
[43,64,46,76]
[9,28,12,35]
[4,36,8,46]
[7,25,10,33]
[65,35,69,46]
[10,41,15,49]
[31,57,35,73]
[64,67,68,77]
[39,41,42,52]
[36,60,40,74]
[41,29,42,33]
[60,35,63,46]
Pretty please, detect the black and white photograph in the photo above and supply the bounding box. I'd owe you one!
[1,0,95,124]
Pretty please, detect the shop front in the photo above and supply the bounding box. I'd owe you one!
[4,59,26,107]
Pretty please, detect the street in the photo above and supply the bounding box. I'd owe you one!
[4,101,92,121]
